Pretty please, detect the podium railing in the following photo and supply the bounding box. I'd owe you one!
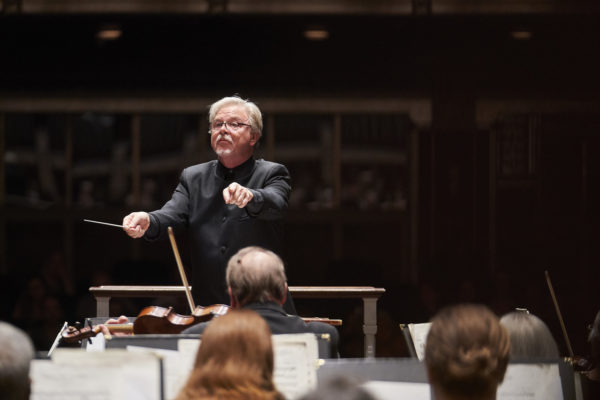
[89,285,385,358]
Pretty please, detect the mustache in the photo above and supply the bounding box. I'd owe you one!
[216,134,233,143]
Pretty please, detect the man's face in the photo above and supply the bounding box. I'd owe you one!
[210,104,258,159]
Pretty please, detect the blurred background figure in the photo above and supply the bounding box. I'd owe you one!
[175,309,284,400]
[425,304,510,400]
[500,309,559,359]
[581,310,600,400]
[0,321,35,400]
[587,310,600,380]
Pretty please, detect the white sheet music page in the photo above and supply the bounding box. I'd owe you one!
[498,363,563,400]
[272,333,319,400]
[408,322,432,361]
[363,381,431,400]
[30,348,161,400]
[126,340,200,400]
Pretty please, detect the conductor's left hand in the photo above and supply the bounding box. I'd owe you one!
[223,182,254,208]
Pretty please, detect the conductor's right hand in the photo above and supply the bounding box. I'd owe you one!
[123,212,150,238]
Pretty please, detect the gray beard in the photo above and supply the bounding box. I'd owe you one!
[215,148,233,157]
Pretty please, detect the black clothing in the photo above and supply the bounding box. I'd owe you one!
[581,374,600,400]
[182,302,340,356]
[145,158,291,307]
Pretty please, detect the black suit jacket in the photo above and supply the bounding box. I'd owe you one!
[183,302,340,356]
[145,157,291,306]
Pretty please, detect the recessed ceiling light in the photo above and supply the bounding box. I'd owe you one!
[511,31,532,40]
[96,26,122,41]
[304,29,329,41]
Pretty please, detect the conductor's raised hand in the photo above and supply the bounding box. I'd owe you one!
[223,182,254,208]
[123,212,150,238]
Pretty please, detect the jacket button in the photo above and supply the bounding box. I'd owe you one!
[220,246,227,254]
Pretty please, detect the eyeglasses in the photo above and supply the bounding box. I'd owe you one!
[210,121,252,133]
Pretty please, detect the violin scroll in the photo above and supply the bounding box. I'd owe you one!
[60,320,133,344]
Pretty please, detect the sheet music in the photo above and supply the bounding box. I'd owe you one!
[126,340,200,400]
[30,349,161,400]
[272,333,319,400]
[498,363,563,400]
[408,323,431,361]
[124,334,318,400]
[85,331,106,352]
[363,381,431,400]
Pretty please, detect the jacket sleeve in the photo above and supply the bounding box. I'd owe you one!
[145,169,191,240]
[246,163,291,220]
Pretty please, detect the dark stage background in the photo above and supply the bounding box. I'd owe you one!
[1,1,599,358]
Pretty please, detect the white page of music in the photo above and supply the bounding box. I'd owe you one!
[125,339,200,400]
[272,333,319,400]
[408,322,431,361]
[30,348,161,400]
[363,381,430,400]
[498,363,563,400]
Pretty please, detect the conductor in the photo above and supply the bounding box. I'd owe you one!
[122,95,294,311]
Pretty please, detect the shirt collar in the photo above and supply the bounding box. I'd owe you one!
[243,301,288,315]
[216,157,255,180]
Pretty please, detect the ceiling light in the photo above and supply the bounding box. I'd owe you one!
[304,29,329,41]
[510,31,532,40]
[96,26,122,41]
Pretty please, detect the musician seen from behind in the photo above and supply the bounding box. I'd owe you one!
[499,309,559,359]
[176,309,285,400]
[425,304,510,400]
[182,246,340,357]
[122,95,295,312]
[0,321,35,400]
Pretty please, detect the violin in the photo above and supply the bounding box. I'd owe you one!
[133,304,230,334]
[61,304,230,343]
[63,227,232,343]
[61,321,133,343]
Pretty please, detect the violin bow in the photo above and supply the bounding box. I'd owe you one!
[168,227,196,314]
[545,270,575,357]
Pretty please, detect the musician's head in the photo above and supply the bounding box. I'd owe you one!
[208,95,262,168]
[425,304,510,400]
[226,246,287,307]
[500,309,559,359]
[0,321,35,400]
[176,309,283,400]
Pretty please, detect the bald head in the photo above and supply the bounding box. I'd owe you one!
[226,246,287,306]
